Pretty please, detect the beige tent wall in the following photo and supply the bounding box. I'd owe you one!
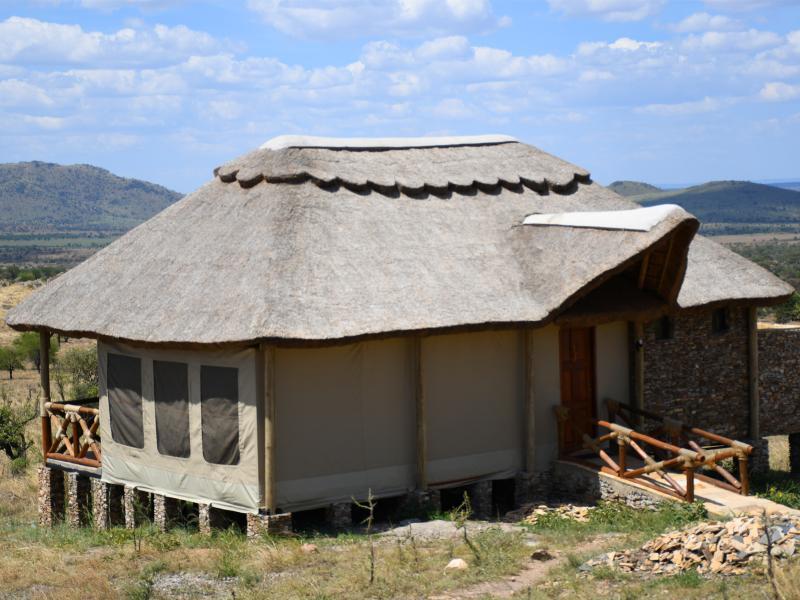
[531,325,561,471]
[98,341,262,513]
[424,329,524,485]
[274,338,415,511]
[595,322,630,420]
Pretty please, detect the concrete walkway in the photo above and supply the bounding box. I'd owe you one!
[557,460,800,518]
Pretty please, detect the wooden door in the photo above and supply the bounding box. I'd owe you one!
[559,326,596,454]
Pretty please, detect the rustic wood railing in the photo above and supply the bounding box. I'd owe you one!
[554,399,752,502]
[43,398,102,469]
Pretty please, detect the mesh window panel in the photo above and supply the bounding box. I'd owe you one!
[108,353,144,449]
[200,366,240,465]
[154,360,190,458]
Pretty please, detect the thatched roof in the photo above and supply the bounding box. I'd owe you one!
[6,136,792,345]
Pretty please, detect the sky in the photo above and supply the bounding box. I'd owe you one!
[0,1,799,193]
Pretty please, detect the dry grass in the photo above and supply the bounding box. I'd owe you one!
[0,282,38,346]
[0,464,531,599]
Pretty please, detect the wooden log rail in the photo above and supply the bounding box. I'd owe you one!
[554,401,753,503]
[606,399,752,495]
[43,399,102,469]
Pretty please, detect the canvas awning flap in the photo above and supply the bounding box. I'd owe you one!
[522,204,684,232]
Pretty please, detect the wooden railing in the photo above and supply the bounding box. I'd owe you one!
[554,399,753,502]
[43,398,102,469]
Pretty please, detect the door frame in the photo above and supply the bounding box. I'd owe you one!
[558,326,597,454]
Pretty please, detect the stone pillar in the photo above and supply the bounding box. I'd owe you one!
[398,489,441,519]
[153,494,181,532]
[515,471,551,506]
[746,437,770,476]
[91,479,109,530]
[326,502,352,529]
[38,466,65,527]
[123,486,136,529]
[66,472,91,528]
[198,503,211,535]
[246,512,293,538]
[467,480,492,519]
[123,486,151,528]
[789,433,800,474]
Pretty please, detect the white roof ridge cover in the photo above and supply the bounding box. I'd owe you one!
[260,134,518,151]
[522,204,685,232]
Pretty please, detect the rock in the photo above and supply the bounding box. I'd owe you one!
[300,543,318,554]
[582,514,800,577]
[530,549,554,561]
[509,503,595,526]
[445,558,469,571]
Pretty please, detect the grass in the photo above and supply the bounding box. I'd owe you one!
[752,470,800,509]
[523,500,708,548]
[0,462,531,599]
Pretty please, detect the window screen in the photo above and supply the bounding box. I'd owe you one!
[107,353,144,449]
[154,360,190,458]
[201,366,240,465]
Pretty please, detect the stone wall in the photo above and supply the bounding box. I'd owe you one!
[759,327,800,437]
[642,306,750,439]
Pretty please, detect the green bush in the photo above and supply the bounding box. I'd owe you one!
[53,346,98,401]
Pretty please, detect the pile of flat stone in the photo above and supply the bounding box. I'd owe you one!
[584,515,800,576]
[505,503,594,525]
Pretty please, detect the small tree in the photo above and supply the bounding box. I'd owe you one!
[12,332,58,372]
[0,347,23,380]
[0,390,37,472]
[53,347,98,401]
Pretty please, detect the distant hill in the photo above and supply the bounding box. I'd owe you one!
[771,181,800,192]
[628,181,800,226]
[608,180,662,197]
[0,161,182,234]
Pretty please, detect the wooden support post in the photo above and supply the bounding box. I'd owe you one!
[684,468,695,502]
[739,456,750,496]
[524,328,536,473]
[617,439,627,477]
[632,321,645,428]
[39,330,52,460]
[747,306,760,439]
[263,345,277,514]
[413,336,427,490]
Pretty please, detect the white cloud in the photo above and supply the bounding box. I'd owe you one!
[669,12,742,32]
[22,115,66,130]
[245,0,508,39]
[702,0,795,11]
[432,97,474,119]
[547,0,665,22]
[759,81,800,101]
[416,36,471,61]
[682,29,783,51]
[636,96,723,116]
[578,37,663,55]
[0,79,54,107]
[79,0,182,8]
[0,17,221,66]
[579,69,615,81]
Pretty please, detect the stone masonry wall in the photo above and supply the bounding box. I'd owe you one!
[642,306,750,439]
[759,327,800,437]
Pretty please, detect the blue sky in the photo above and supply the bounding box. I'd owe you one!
[1,0,799,192]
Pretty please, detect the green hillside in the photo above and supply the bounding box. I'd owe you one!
[0,161,181,234]
[626,180,800,232]
[608,180,662,196]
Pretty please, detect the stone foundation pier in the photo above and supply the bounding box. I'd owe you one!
[38,466,65,527]
[66,471,91,528]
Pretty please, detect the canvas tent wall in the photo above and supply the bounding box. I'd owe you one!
[274,331,524,510]
[98,341,262,513]
[96,319,631,514]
